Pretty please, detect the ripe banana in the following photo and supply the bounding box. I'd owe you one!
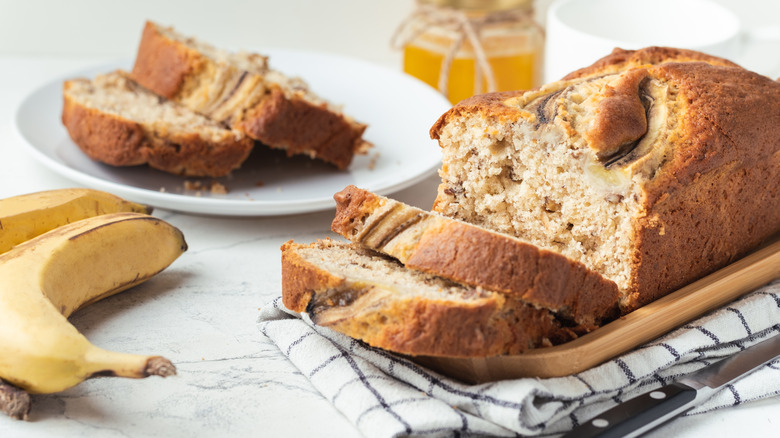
[0,188,151,255]
[0,212,186,409]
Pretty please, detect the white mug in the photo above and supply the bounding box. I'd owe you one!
[544,0,780,82]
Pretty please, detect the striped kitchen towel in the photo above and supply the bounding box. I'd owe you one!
[257,279,780,437]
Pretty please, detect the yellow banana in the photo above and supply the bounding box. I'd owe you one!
[0,212,186,401]
[0,188,151,255]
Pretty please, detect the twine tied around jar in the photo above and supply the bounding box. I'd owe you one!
[391,4,543,99]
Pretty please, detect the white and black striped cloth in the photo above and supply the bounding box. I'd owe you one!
[258,280,780,437]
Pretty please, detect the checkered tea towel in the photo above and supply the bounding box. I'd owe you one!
[257,279,780,437]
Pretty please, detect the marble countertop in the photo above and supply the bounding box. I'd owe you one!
[1,1,779,434]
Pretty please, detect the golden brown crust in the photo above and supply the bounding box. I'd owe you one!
[430,90,524,141]
[61,93,148,167]
[130,21,199,100]
[624,61,780,309]
[140,133,254,178]
[406,222,619,327]
[321,297,574,357]
[331,185,620,327]
[280,240,342,313]
[239,87,368,169]
[331,185,384,234]
[61,79,254,178]
[280,240,576,357]
[430,47,738,142]
[561,46,739,81]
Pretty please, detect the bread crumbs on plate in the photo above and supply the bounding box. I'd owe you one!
[369,152,380,170]
[184,180,229,195]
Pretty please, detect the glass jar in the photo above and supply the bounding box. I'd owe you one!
[393,0,544,104]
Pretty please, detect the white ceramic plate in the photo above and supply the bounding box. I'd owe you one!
[14,50,451,216]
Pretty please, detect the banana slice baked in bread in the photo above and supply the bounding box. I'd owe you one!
[431,47,780,312]
[330,185,619,328]
[131,21,371,169]
[62,70,253,177]
[281,239,580,357]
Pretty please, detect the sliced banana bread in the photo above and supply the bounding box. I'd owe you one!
[62,70,253,177]
[330,185,620,328]
[281,239,580,357]
[431,47,780,312]
[131,21,371,169]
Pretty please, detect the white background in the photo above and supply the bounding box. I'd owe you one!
[0,0,777,66]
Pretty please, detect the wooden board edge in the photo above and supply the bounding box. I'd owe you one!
[412,234,780,383]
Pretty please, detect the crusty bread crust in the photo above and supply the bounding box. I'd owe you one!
[430,47,780,311]
[61,94,148,167]
[61,76,254,177]
[625,60,780,308]
[239,87,368,169]
[561,46,739,81]
[281,240,577,357]
[429,47,737,142]
[131,21,369,169]
[331,185,620,327]
[429,90,524,142]
[129,21,199,100]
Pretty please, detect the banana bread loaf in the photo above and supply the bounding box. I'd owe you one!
[62,71,253,177]
[281,239,579,357]
[130,21,371,169]
[331,185,620,328]
[431,47,780,312]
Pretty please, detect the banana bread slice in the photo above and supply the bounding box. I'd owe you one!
[130,21,371,169]
[431,47,780,312]
[281,239,580,357]
[62,70,253,177]
[330,185,619,328]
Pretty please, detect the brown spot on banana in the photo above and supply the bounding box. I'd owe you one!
[67,215,160,241]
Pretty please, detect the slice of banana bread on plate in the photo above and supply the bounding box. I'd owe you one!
[130,21,371,169]
[62,70,253,177]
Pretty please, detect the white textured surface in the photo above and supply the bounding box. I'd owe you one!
[0,0,779,435]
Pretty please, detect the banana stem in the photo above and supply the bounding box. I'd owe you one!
[85,348,177,380]
[145,357,177,377]
[0,379,31,421]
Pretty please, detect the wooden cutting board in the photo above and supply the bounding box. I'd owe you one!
[413,233,780,384]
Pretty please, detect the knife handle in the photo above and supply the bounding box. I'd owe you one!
[563,382,698,438]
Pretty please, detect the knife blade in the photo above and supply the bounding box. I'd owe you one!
[563,333,780,438]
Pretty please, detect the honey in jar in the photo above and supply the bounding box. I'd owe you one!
[394,0,544,104]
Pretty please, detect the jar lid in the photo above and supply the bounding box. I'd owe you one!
[418,0,533,11]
